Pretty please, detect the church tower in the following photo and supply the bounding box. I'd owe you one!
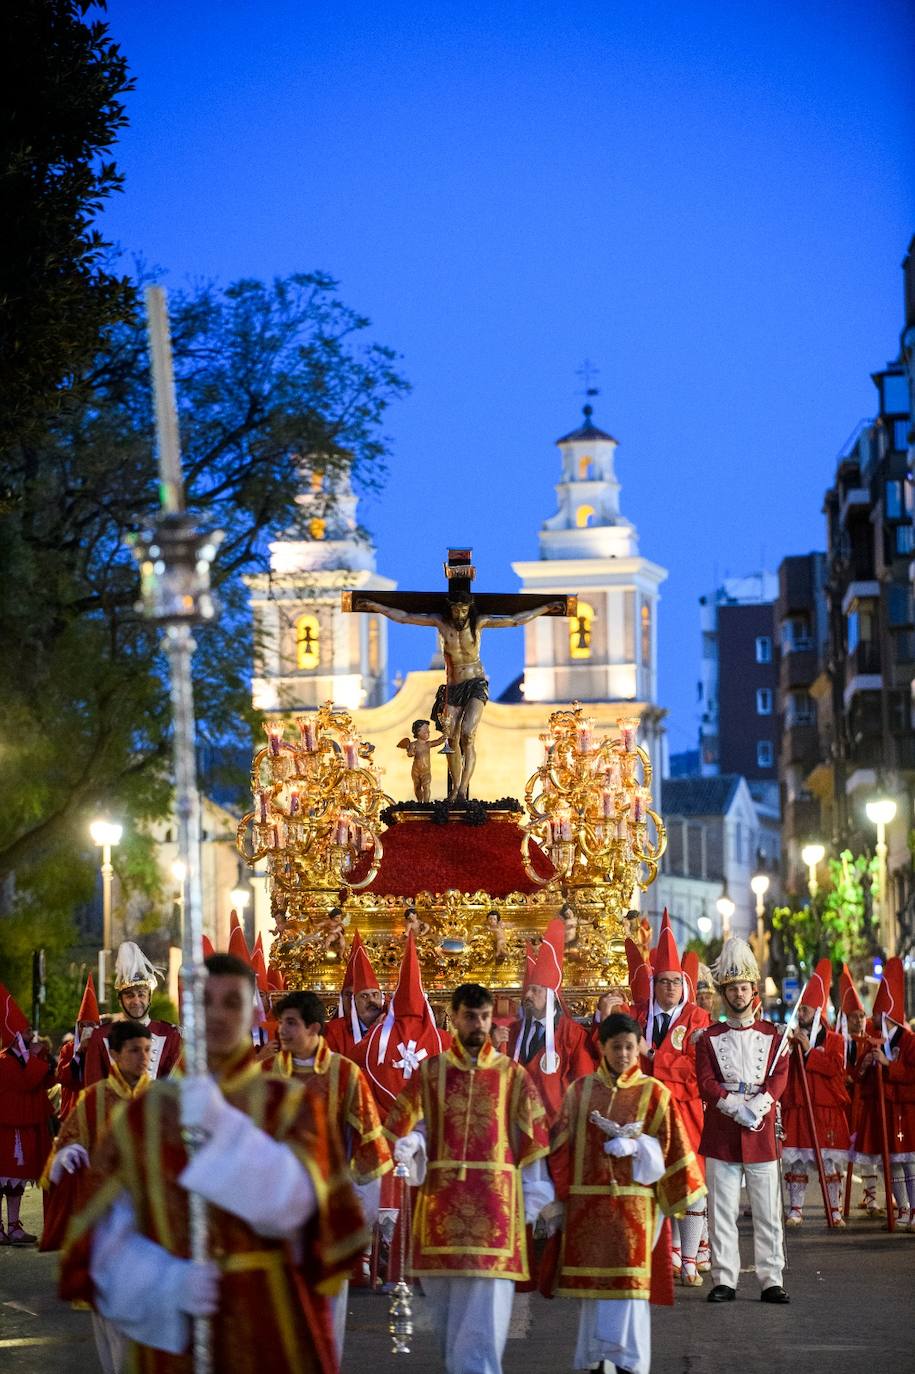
[246,463,396,713]
[512,404,667,706]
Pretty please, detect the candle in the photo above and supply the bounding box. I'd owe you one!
[344,741,359,770]
[257,790,269,823]
[298,717,316,751]
[335,819,349,846]
[289,789,299,816]
[602,787,613,818]
[266,722,283,756]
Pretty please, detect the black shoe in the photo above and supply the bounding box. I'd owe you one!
[761,1285,790,1304]
[707,1284,736,1302]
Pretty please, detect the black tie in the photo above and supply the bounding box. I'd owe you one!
[654,1012,670,1047]
[526,1022,545,1063]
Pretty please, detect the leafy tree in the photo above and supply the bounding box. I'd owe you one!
[771,850,880,970]
[0,0,135,449]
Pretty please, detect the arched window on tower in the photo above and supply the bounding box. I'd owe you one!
[367,617,380,675]
[575,504,596,528]
[641,601,652,666]
[570,601,595,659]
[578,455,593,479]
[295,613,320,670]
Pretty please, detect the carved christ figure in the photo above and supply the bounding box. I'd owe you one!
[355,588,566,800]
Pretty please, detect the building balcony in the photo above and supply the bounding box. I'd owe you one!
[891,734,915,772]
[780,721,819,766]
[839,488,871,527]
[841,581,880,616]
[784,795,821,840]
[780,647,818,691]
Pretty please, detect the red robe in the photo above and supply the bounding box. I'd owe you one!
[885,1026,915,1157]
[55,1040,87,1120]
[640,1001,710,1163]
[0,1047,53,1184]
[781,1028,850,1152]
[549,1063,706,1301]
[695,1021,789,1164]
[506,1014,596,1124]
[60,1046,367,1374]
[383,1039,550,1280]
[84,1020,182,1087]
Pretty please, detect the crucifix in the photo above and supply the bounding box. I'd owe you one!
[342,549,576,800]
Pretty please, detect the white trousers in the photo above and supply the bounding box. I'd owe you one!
[91,1312,126,1374]
[706,1157,784,1291]
[423,1276,514,1374]
[329,1278,348,1361]
[574,1297,651,1374]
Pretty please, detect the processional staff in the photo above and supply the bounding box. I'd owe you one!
[128,286,223,1374]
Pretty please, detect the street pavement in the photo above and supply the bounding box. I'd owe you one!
[2,1187,913,1373]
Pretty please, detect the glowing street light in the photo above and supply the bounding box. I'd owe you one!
[716,893,735,939]
[697,915,713,937]
[800,842,825,899]
[750,872,771,984]
[90,818,123,1008]
[866,797,898,957]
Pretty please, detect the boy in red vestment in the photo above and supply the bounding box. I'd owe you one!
[0,984,53,1246]
[780,958,850,1227]
[507,917,596,1124]
[60,954,367,1374]
[385,982,552,1374]
[638,910,710,1285]
[547,1012,705,1374]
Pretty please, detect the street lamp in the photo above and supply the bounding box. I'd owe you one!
[697,915,713,937]
[716,893,735,940]
[866,797,898,957]
[750,872,771,986]
[90,818,123,1008]
[800,842,825,899]
[171,859,187,940]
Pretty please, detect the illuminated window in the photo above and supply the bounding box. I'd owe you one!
[309,517,326,540]
[575,504,596,528]
[296,614,320,670]
[570,601,595,659]
[641,602,651,666]
[578,455,592,479]
[367,617,380,674]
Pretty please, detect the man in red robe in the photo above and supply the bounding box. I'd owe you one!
[83,942,182,1086]
[384,981,552,1374]
[55,974,102,1120]
[781,957,850,1227]
[60,953,367,1374]
[506,917,595,1124]
[0,984,53,1246]
[695,937,790,1305]
[323,932,386,1059]
[858,957,915,1228]
[838,962,879,1214]
[638,910,710,1285]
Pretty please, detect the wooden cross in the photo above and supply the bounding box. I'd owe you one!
[341,548,576,621]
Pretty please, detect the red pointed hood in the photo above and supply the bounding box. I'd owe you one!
[348,931,380,994]
[0,983,30,1047]
[625,938,651,1008]
[391,931,428,1017]
[355,932,448,1112]
[873,957,906,1023]
[839,963,864,1016]
[201,933,216,961]
[250,942,269,995]
[76,973,101,1025]
[800,957,833,1012]
[267,961,286,992]
[526,918,565,991]
[682,950,699,1003]
[653,908,682,976]
[228,911,252,965]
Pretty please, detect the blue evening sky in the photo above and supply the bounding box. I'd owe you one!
[100,0,915,757]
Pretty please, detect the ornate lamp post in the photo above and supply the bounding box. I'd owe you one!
[866,797,898,957]
[750,871,771,987]
[800,842,825,900]
[716,892,735,940]
[90,818,122,1008]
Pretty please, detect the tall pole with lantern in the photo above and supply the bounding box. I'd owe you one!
[128,286,222,1374]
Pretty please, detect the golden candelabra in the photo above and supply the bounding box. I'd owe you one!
[521,707,666,897]
[236,701,392,901]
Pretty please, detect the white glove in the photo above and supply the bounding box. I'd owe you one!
[177,1260,221,1316]
[735,1104,758,1128]
[533,1200,566,1238]
[393,1131,422,1166]
[604,1136,639,1158]
[180,1075,228,1136]
[740,1092,774,1130]
[717,1092,743,1119]
[50,1143,90,1183]
[589,1109,642,1139]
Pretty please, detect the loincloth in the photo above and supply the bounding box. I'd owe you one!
[431,676,489,730]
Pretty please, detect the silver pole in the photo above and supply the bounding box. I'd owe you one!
[129,286,223,1374]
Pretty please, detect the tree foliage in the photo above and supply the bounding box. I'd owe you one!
[0,0,135,449]
[772,850,880,969]
[0,270,408,904]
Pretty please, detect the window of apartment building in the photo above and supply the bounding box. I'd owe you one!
[755,635,772,663]
[894,419,910,452]
[847,604,877,653]
[886,480,904,519]
[757,740,774,768]
[787,690,814,725]
[781,617,812,652]
[895,525,914,557]
[756,687,773,715]
[888,583,915,627]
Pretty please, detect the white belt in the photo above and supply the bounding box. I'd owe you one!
[722,1080,763,1094]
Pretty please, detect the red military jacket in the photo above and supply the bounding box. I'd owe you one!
[781,1027,850,1152]
[84,1020,182,1087]
[640,1000,711,1158]
[506,1014,596,1124]
[696,1019,789,1164]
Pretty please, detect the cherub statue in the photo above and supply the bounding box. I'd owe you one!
[559,900,579,948]
[397,719,444,802]
[402,904,431,942]
[486,908,508,961]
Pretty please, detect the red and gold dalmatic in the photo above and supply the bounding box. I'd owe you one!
[549,1063,705,1299]
[384,1040,549,1280]
[61,1048,368,1374]
[264,1040,392,1184]
[40,1062,149,1251]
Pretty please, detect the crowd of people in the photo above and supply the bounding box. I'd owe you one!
[1,914,913,1374]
